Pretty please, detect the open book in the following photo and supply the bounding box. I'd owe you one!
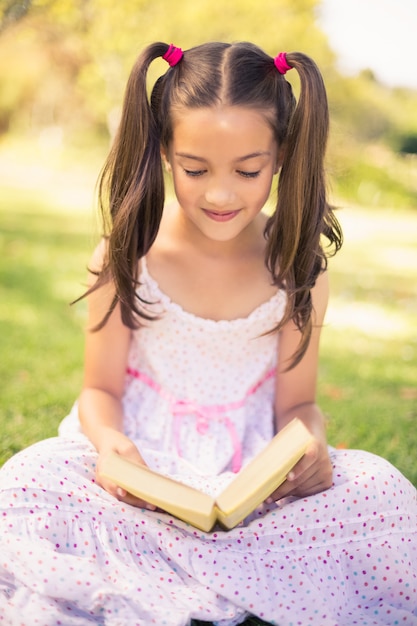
[100,418,314,532]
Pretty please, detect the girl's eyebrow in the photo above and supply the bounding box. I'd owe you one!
[175,153,206,162]
[175,151,271,163]
[237,151,271,162]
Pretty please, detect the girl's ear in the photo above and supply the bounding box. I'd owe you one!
[274,146,285,174]
[161,147,172,173]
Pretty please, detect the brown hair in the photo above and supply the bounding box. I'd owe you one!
[90,41,342,366]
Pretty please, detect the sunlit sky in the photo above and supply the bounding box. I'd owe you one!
[318,0,417,89]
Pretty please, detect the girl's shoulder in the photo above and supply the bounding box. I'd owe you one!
[88,237,108,275]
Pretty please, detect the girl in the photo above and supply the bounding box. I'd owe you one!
[0,41,416,626]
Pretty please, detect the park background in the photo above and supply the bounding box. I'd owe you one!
[0,0,416,488]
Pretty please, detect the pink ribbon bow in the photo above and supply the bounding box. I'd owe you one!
[126,366,275,473]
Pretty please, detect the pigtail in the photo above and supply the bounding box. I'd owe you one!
[92,42,170,329]
[266,52,342,367]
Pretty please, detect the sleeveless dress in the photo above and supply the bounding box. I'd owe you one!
[0,258,416,626]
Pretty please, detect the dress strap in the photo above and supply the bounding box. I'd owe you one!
[126,366,275,473]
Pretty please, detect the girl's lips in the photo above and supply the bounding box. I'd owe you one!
[203,209,240,222]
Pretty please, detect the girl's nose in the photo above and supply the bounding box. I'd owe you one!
[204,185,236,208]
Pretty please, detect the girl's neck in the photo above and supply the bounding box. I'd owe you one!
[162,201,267,262]
[146,203,276,322]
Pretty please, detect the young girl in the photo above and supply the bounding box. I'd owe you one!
[0,41,416,626]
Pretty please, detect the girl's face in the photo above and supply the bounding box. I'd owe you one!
[164,106,280,245]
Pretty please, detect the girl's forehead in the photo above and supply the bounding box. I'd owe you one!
[168,107,279,164]
[171,105,273,128]
[170,105,277,146]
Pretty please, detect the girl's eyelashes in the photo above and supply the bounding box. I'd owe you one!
[183,169,206,177]
[183,169,261,179]
[237,170,261,179]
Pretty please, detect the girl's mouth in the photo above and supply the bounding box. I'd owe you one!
[203,209,240,222]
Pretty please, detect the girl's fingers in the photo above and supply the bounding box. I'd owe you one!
[96,470,157,511]
[268,454,333,501]
[118,490,157,511]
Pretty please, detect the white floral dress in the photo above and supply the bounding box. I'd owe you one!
[0,258,416,626]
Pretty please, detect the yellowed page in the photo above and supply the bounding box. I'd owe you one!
[215,418,314,529]
[100,452,217,532]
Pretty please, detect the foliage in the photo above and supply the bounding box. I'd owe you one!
[0,0,31,31]
[328,137,417,209]
[0,0,332,136]
[396,133,417,156]
[325,68,417,209]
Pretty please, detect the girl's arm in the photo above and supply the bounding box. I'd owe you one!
[78,241,155,509]
[270,270,333,500]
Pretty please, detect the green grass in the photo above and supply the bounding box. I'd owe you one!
[0,184,93,461]
[319,206,417,483]
[0,158,416,489]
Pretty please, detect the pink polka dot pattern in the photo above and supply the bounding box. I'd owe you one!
[0,261,416,625]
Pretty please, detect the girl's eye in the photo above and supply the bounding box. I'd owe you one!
[184,169,206,177]
[238,170,261,179]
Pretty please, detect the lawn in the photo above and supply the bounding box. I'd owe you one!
[0,185,91,460]
[0,146,416,487]
[320,205,417,484]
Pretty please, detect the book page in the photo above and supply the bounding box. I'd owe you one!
[215,418,313,528]
[100,453,217,531]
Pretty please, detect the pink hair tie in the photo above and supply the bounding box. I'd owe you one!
[163,44,183,67]
[274,52,292,75]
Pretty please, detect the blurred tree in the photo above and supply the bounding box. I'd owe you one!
[396,133,417,156]
[0,0,335,139]
[0,11,89,135]
[0,0,31,32]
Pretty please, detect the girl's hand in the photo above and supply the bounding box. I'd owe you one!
[268,431,333,501]
[95,429,157,511]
